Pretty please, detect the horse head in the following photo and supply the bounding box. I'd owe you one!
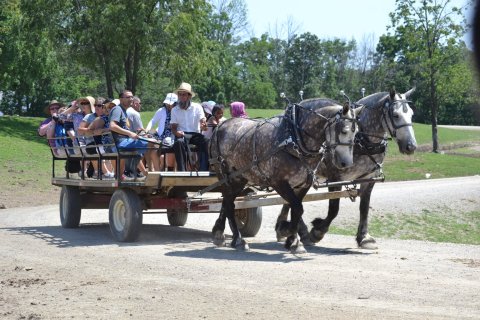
[358,88,417,155]
[382,88,417,154]
[321,103,363,168]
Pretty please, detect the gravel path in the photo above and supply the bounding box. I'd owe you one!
[0,176,479,319]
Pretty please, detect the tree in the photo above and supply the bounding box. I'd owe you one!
[384,0,471,152]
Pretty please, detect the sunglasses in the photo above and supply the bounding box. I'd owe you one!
[94,104,104,107]
[80,102,90,105]
[49,107,60,111]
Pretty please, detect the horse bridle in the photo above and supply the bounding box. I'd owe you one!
[289,103,357,157]
[382,99,413,138]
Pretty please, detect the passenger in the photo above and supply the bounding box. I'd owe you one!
[38,100,64,154]
[201,100,216,119]
[77,97,114,179]
[171,82,209,171]
[145,93,178,171]
[126,95,148,176]
[109,90,148,181]
[127,96,145,133]
[203,104,226,140]
[230,101,248,118]
[88,99,118,176]
[61,96,95,148]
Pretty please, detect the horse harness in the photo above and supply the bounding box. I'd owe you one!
[351,97,412,179]
[200,103,356,195]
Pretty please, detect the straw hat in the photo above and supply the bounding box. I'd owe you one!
[174,82,195,97]
[76,96,95,113]
[44,100,64,115]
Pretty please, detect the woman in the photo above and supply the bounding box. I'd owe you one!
[230,101,248,118]
[145,93,178,171]
[61,96,95,148]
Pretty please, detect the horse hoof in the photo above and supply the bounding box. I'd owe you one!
[213,231,226,247]
[300,236,315,247]
[358,235,378,250]
[286,236,307,254]
[309,229,324,243]
[231,238,250,251]
[290,243,307,254]
[275,220,292,238]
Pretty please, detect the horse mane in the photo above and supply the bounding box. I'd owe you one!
[300,98,341,110]
[357,92,389,108]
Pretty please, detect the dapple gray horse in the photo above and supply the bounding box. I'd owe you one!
[209,102,363,253]
[276,88,417,249]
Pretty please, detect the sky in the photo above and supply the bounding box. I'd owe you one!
[244,0,473,46]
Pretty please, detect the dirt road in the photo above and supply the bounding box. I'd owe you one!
[0,177,479,319]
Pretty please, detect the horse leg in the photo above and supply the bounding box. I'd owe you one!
[275,204,290,242]
[275,193,312,246]
[275,183,308,254]
[212,204,227,247]
[357,182,378,249]
[310,186,341,243]
[212,181,249,250]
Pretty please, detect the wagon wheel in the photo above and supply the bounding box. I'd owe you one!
[59,185,81,228]
[167,189,188,227]
[109,188,143,242]
[235,207,262,237]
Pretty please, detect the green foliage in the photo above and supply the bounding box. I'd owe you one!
[0,0,478,132]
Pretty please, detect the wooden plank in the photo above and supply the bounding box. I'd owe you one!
[144,171,218,187]
[186,189,359,211]
[52,178,118,188]
[232,189,358,209]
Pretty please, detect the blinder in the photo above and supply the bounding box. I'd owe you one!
[325,108,357,150]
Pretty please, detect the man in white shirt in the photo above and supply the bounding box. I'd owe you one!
[171,82,209,171]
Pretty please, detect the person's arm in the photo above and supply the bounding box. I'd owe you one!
[146,109,161,132]
[110,120,138,139]
[200,116,207,131]
[171,123,184,138]
[77,120,90,136]
[87,117,107,136]
[61,102,78,115]
[38,119,53,136]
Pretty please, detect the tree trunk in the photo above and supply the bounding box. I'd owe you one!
[103,45,114,99]
[124,48,133,91]
[430,73,439,153]
[132,41,140,94]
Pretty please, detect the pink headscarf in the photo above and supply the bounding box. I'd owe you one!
[230,101,248,118]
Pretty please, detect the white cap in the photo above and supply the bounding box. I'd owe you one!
[163,93,178,105]
[202,100,216,115]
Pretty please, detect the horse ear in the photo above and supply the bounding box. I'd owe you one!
[342,103,349,115]
[404,87,416,99]
[389,88,396,100]
[353,105,364,118]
